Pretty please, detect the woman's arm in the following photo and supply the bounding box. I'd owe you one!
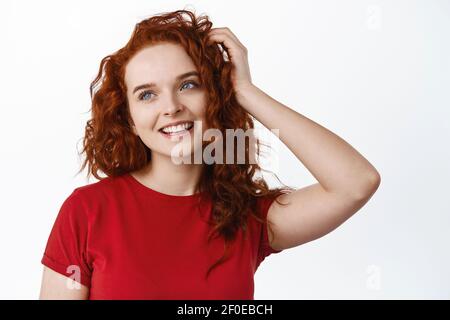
[236,84,380,250]
[39,266,89,300]
[236,84,381,198]
[207,28,381,250]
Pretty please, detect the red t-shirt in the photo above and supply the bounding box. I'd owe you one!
[41,173,282,299]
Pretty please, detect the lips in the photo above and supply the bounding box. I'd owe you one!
[159,122,194,139]
[158,120,194,132]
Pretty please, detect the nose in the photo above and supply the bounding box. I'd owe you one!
[162,92,184,116]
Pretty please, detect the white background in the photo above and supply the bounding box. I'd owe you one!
[0,0,449,299]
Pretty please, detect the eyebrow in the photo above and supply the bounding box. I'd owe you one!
[132,71,200,94]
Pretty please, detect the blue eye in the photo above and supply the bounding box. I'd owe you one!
[181,81,198,90]
[138,81,199,101]
[138,91,154,101]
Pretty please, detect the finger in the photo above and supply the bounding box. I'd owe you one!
[208,28,246,51]
[208,32,243,55]
[207,33,241,62]
[207,35,231,61]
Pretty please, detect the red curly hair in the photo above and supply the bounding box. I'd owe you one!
[78,9,295,279]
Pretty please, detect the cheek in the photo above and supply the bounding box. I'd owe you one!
[191,99,207,119]
[130,106,158,130]
[197,106,209,129]
[190,92,207,112]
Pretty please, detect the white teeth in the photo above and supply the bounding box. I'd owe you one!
[161,122,193,134]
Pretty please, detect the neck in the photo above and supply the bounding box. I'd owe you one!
[131,152,203,196]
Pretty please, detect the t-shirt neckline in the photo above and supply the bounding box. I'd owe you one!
[124,172,204,200]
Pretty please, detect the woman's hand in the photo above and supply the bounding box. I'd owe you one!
[207,27,254,100]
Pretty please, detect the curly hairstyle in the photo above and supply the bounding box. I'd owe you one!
[77,8,295,279]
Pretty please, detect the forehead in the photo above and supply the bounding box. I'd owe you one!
[124,43,197,87]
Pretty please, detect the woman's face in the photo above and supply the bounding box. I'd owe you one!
[125,42,208,161]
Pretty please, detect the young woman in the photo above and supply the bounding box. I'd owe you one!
[39,9,380,300]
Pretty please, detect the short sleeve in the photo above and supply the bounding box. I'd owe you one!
[41,189,92,288]
[256,195,283,269]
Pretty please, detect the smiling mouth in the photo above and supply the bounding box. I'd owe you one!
[158,121,194,136]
